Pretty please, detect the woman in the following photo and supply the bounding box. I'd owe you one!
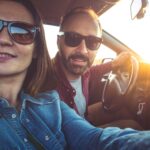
[0,0,150,150]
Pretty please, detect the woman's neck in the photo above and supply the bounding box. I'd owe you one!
[0,75,25,107]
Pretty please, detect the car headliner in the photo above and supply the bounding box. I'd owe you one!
[30,0,120,26]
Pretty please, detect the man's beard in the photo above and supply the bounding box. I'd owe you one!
[59,50,91,76]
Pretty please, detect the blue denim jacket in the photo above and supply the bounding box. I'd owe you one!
[0,90,150,150]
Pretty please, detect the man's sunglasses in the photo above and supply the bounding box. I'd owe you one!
[0,19,39,45]
[59,32,102,50]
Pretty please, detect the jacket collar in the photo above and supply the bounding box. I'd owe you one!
[20,90,59,109]
[0,90,59,109]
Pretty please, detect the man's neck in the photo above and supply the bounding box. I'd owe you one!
[61,64,81,81]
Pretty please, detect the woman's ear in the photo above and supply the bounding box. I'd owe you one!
[32,46,37,59]
[33,51,37,59]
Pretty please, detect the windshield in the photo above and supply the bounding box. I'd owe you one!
[44,0,150,62]
[100,0,150,62]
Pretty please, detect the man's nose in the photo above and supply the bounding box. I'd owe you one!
[77,39,88,54]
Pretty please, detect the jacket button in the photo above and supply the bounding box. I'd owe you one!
[12,114,16,119]
[45,135,50,141]
[24,138,28,143]
[25,118,30,123]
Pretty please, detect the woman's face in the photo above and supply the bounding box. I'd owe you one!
[0,1,36,78]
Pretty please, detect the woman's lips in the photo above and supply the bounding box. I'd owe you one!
[0,52,16,62]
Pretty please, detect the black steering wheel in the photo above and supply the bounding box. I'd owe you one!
[102,56,139,112]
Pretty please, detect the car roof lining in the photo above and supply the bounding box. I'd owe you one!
[30,0,120,26]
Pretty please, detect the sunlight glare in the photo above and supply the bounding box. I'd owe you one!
[100,0,150,63]
[44,0,150,63]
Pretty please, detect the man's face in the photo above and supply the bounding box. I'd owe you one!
[57,13,102,78]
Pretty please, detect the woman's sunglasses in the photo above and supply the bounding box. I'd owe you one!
[59,31,102,50]
[0,19,39,45]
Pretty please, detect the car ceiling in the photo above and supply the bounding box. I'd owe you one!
[30,0,121,26]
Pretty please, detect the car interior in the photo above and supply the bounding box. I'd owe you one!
[30,0,150,130]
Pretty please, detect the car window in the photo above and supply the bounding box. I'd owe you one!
[100,0,150,62]
[44,0,150,62]
[93,45,116,64]
[44,24,59,58]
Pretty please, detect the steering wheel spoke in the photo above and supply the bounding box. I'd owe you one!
[102,56,139,112]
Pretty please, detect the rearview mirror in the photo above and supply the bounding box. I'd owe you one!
[101,58,113,64]
[130,0,149,20]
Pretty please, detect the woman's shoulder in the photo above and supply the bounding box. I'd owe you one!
[21,90,61,105]
[37,90,60,101]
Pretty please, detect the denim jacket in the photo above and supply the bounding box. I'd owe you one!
[0,90,150,150]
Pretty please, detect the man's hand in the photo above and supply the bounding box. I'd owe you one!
[111,52,132,69]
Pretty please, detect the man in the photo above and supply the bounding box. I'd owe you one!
[52,7,138,128]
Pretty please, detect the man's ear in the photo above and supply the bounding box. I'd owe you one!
[57,35,61,50]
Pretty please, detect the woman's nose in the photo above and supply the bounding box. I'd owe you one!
[0,28,13,46]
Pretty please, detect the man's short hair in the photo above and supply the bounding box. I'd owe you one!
[59,7,102,31]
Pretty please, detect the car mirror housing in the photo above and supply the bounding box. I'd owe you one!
[130,0,149,20]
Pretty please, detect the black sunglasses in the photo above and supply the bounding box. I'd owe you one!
[59,31,102,50]
[0,19,39,45]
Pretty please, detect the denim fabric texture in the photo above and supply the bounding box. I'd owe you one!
[0,90,150,150]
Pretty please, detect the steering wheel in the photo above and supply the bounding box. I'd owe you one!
[102,56,139,112]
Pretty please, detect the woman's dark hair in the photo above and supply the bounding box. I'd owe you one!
[12,0,55,96]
